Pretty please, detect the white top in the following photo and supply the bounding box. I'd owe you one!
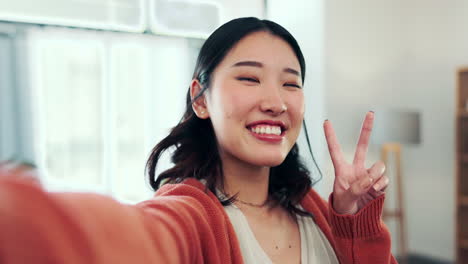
[223,204,339,264]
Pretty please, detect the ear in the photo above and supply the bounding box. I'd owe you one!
[190,79,209,119]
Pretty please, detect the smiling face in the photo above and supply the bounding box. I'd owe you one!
[195,31,305,168]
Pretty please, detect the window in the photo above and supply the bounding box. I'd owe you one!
[34,35,106,192]
[30,28,194,202]
[110,43,150,201]
[2,0,265,202]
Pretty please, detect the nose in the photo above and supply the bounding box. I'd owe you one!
[259,88,287,116]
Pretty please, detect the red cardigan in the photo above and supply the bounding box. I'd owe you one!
[0,178,397,263]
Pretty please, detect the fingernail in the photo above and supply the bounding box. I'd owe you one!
[373,183,380,191]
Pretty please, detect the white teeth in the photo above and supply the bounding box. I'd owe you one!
[250,125,282,136]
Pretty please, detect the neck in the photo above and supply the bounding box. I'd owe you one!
[220,154,270,207]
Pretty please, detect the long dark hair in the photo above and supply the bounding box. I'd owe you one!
[146,17,322,216]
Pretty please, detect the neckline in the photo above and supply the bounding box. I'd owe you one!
[229,205,305,264]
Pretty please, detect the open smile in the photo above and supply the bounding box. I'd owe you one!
[245,120,287,143]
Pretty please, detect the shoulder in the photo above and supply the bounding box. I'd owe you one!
[135,178,239,258]
[139,178,216,206]
[154,178,210,197]
[137,178,226,224]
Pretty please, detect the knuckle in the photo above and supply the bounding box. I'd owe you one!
[384,176,390,184]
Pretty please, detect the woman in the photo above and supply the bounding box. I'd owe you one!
[0,17,396,263]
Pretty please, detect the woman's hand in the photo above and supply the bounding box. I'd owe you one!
[323,111,389,215]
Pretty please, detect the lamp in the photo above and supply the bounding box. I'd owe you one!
[372,110,421,264]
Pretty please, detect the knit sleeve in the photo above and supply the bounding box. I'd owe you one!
[0,178,216,263]
[327,192,398,264]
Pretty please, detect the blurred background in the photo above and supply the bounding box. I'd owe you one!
[0,0,465,263]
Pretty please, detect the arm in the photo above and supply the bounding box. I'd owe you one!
[0,179,207,263]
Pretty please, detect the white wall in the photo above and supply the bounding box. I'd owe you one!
[325,0,468,261]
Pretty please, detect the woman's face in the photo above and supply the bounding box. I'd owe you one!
[202,31,304,168]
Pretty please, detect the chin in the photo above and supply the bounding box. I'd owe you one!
[247,155,287,167]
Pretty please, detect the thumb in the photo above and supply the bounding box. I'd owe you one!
[348,175,374,199]
[347,162,385,198]
[333,177,373,214]
[333,162,386,214]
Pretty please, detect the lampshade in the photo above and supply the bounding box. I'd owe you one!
[372,110,421,145]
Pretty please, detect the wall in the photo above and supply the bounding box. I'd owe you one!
[325,0,468,261]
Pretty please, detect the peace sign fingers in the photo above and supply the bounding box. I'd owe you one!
[353,111,375,167]
[325,111,386,215]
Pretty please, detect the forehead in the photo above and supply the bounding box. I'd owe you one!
[218,31,301,71]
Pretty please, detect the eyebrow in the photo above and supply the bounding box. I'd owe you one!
[231,60,301,77]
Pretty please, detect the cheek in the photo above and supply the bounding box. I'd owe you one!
[223,93,247,120]
[287,92,305,121]
[211,83,255,120]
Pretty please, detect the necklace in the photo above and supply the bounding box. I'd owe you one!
[235,198,269,208]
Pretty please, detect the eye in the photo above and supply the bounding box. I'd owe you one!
[236,77,260,83]
[284,83,302,89]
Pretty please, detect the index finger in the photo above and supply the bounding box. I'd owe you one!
[353,111,374,166]
[323,120,345,168]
